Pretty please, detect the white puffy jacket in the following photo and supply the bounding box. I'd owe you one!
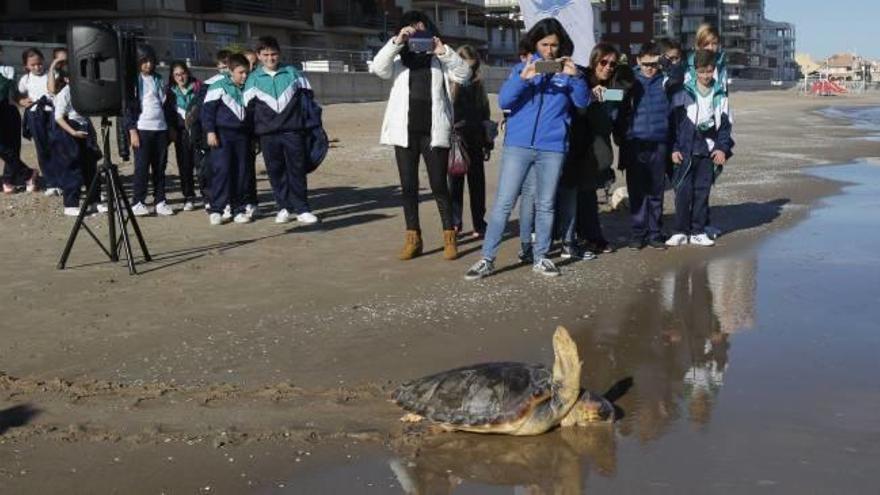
[371,39,470,149]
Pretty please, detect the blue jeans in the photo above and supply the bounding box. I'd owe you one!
[519,166,536,252]
[555,184,578,247]
[482,146,565,262]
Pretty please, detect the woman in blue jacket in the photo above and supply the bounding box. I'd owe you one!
[465,18,589,280]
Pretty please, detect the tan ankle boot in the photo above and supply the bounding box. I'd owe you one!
[399,230,423,260]
[443,229,458,260]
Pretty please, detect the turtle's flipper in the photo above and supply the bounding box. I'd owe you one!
[400,413,424,423]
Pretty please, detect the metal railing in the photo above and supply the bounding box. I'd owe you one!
[187,0,306,20]
[139,35,374,72]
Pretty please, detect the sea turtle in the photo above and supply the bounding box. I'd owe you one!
[393,326,616,436]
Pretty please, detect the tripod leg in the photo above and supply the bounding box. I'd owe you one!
[110,166,152,262]
[57,168,104,269]
[105,166,138,274]
[104,167,119,262]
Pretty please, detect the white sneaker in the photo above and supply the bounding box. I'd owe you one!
[222,204,233,221]
[63,206,80,217]
[25,176,38,193]
[44,187,59,197]
[705,225,722,240]
[275,208,291,224]
[665,233,688,247]
[132,202,150,216]
[92,203,109,214]
[204,202,210,211]
[244,204,258,219]
[296,211,319,224]
[689,233,715,247]
[233,212,251,224]
[155,201,175,216]
[208,212,224,226]
[182,200,195,212]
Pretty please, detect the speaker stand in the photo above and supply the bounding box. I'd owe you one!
[57,116,151,275]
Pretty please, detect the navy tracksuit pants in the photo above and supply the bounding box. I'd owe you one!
[132,129,169,205]
[172,129,198,201]
[1,102,34,186]
[622,140,667,242]
[246,144,258,207]
[23,107,63,188]
[54,121,99,208]
[209,128,250,215]
[260,132,309,214]
[673,155,714,236]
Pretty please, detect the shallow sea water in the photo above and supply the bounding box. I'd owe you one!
[285,161,880,494]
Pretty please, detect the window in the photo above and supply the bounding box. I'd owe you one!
[610,0,620,11]
[611,21,621,33]
[630,0,644,10]
[631,43,642,55]
[631,21,644,33]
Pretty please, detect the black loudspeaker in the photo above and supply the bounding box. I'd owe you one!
[67,22,135,116]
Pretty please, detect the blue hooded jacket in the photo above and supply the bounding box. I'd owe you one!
[498,56,590,153]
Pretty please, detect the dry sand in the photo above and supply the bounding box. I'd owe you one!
[1,90,879,492]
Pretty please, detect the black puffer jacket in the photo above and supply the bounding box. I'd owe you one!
[560,65,634,189]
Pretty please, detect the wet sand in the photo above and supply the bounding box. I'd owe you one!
[1,91,880,493]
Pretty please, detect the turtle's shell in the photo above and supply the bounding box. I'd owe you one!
[393,362,553,426]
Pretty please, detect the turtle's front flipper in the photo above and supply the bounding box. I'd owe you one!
[400,413,424,423]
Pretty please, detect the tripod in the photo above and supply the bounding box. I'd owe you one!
[57,116,151,274]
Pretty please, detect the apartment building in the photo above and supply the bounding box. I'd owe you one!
[762,19,797,80]
[0,0,404,68]
[601,0,657,60]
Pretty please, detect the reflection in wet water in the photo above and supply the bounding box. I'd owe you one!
[390,427,615,494]
[389,254,759,493]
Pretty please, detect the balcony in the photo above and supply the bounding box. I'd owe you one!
[438,22,487,42]
[324,11,389,31]
[413,0,485,9]
[30,0,117,10]
[187,0,306,20]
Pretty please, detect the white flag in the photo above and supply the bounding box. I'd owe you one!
[519,0,596,67]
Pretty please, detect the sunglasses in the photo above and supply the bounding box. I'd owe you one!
[598,59,618,68]
[640,62,660,69]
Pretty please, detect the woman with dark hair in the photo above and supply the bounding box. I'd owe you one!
[465,18,589,280]
[447,44,492,238]
[167,61,203,211]
[556,42,633,257]
[372,11,471,261]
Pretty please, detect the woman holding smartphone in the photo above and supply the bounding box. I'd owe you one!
[372,11,470,261]
[557,43,633,257]
[465,18,589,280]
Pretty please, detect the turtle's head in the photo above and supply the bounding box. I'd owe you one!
[560,391,616,427]
[552,327,582,410]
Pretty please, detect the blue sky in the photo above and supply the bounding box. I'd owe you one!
[765,0,879,59]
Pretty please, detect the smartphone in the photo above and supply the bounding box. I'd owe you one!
[407,37,434,54]
[603,89,624,102]
[535,60,563,74]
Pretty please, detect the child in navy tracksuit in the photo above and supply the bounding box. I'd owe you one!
[667,50,734,248]
[201,54,252,225]
[18,47,59,194]
[1,49,36,194]
[244,36,318,225]
[52,68,103,215]
[616,42,677,250]
[125,45,174,217]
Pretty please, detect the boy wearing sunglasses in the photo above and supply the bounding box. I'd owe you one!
[616,42,678,250]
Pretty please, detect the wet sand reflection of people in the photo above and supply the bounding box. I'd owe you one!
[577,255,756,440]
[390,427,616,494]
